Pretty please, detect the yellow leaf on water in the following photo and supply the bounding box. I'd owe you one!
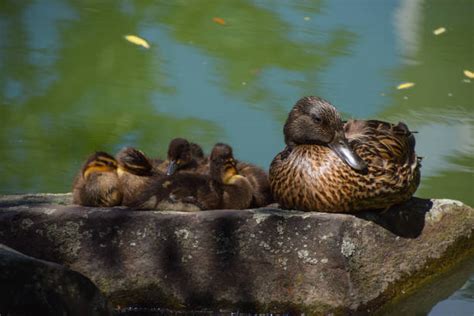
[212,17,226,25]
[397,82,415,90]
[463,70,474,79]
[433,27,446,35]
[124,35,150,49]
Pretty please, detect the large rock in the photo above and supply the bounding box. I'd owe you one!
[0,193,472,315]
[0,243,111,315]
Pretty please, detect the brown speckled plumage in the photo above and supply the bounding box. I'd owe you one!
[269,96,421,213]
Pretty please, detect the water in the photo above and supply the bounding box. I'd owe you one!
[0,0,472,314]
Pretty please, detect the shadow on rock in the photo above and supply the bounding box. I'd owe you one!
[0,244,111,316]
[85,209,133,272]
[211,214,257,312]
[356,197,433,238]
[158,218,215,310]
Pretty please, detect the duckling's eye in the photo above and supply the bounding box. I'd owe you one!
[311,114,322,123]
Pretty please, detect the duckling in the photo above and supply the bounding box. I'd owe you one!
[145,143,253,211]
[158,138,208,176]
[72,152,123,207]
[269,96,421,213]
[212,143,254,209]
[115,147,164,207]
[209,144,272,208]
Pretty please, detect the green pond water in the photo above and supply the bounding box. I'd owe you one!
[0,0,473,314]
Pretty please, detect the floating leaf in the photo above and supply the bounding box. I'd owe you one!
[433,27,446,35]
[124,35,150,49]
[463,70,474,79]
[212,17,226,25]
[397,82,415,90]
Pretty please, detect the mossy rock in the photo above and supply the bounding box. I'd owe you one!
[0,194,472,315]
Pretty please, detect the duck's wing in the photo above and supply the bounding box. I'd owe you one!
[344,119,417,166]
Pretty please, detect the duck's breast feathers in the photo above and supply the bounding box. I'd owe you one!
[344,119,418,166]
[271,145,338,181]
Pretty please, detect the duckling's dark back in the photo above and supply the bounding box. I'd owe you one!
[146,173,222,210]
[237,161,272,207]
[115,147,164,207]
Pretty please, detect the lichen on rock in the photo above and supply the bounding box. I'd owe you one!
[0,194,472,315]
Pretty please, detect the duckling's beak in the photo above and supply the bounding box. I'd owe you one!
[166,160,178,176]
[328,133,368,172]
[225,158,236,167]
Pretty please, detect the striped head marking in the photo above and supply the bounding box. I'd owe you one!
[83,151,117,178]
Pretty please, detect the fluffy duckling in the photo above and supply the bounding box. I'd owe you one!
[236,162,272,207]
[158,138,208,176]
[72,152,123,207]
[115,147,164,207]
[211,143,254,209]
[269,96,421,213]
[208,144,272,208]
[146,143,253,211]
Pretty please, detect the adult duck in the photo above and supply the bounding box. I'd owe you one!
[269,96,421,213]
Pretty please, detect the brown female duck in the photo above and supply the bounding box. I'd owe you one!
[72,152,123,207]
[269,96,421,213]
[158,138,208,176]
[115,147,164,207]
[146,143,253,211]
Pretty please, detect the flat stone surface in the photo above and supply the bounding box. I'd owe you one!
[0,194,472,315]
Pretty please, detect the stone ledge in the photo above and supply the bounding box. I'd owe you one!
[0,194,472,315]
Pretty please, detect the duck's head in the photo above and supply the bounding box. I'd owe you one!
[116,147,153,176]
[166,138,202,176]
[82,152,118,179]
[284,96,367,171]
[210,143,239,184]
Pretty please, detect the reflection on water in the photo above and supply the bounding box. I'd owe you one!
[0,0,472,314]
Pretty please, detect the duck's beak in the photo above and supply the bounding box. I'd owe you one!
[166,160,178,176]
[328,132,368,172]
